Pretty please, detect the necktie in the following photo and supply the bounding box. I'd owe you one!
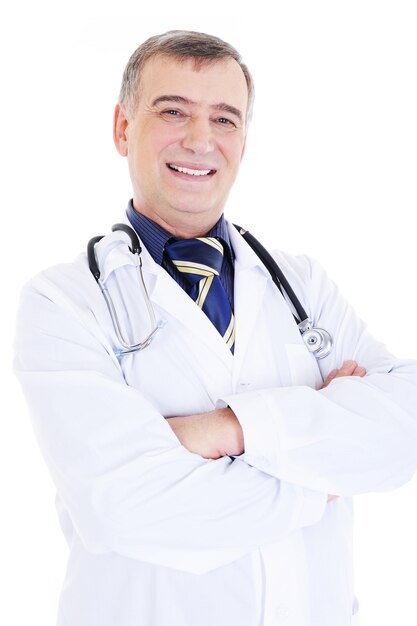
[165,237,235,352]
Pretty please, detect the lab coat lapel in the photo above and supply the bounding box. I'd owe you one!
[148,222,272,377]
[97,216,269,373]
[142,249,234,371]
[227,224,269,380]
[228,226,324,390]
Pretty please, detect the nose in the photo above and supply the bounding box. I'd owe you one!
[181,117,214,155]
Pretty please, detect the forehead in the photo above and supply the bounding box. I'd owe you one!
[138,55,248,116]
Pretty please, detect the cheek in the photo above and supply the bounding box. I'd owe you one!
[129,122,181,164]
[144,123,183,158]
[221,140,245,174]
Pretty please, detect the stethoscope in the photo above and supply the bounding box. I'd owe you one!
[87,223,333,359]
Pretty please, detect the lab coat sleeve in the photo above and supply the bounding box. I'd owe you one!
[221,253,417,497]
[14,265,327,574]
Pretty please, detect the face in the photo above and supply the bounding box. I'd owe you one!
[114,55,248,237]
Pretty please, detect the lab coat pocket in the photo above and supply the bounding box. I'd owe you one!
[285,343,323,389]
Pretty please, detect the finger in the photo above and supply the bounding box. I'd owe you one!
[322,363,356,388]
[352,366,366,377]
[322,362,366,389]
[337,360,358,377]
[321,369,338,388]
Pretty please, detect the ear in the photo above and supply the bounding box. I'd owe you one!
[113,103,129,156]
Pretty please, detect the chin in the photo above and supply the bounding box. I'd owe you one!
[171,210,216,225]
[168,197,220,217]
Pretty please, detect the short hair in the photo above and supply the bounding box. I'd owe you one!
[118,30,254,124]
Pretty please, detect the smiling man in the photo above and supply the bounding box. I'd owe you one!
[114,51,248,237]
[14,30,417,626]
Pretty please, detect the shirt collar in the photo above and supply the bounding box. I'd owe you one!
[126,200,234,266]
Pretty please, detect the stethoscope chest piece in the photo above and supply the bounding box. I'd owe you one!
[234,225,334,361]
[299,320,333,359]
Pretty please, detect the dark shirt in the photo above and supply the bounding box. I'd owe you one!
[126,200,235,308]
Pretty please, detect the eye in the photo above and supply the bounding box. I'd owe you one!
[217,117,235,126]
[215,117,238,130]
[162,109,183,117]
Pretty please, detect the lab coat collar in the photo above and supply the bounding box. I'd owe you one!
[93,214,274,373]
[143,219,273,373]
[93,215,234,368]
[93,214,268,279]
[148,257,235,369]
[93,215,140,284]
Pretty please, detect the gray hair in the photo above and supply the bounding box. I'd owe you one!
[118,30,254,125]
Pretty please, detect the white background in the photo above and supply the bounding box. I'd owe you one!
[1,1,416,624]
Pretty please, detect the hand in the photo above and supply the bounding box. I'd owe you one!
[321,360,366,389]
[168,360,367,466]
[167,407,244,460]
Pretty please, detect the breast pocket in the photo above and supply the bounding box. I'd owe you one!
[285,343,323,389]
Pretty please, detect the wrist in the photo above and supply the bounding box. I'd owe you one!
[218,407,244,457]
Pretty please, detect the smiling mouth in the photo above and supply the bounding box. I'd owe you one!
[167,163,216,177]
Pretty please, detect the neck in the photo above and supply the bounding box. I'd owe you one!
[132,201,222,239]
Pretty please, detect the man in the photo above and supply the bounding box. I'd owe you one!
[14,30,417,626]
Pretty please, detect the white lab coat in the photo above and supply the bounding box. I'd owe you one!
[14,219,417,626]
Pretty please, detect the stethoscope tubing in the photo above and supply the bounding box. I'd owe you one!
[87,223,332,359]
[233,225,308,324]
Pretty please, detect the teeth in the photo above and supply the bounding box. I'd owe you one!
[169,164,212,176]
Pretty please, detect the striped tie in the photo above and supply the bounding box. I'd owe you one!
[165,237,235,352]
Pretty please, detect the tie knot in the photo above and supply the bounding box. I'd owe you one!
[165,237,225,283]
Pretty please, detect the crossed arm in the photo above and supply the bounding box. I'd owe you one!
[167,360,366,460]
[167,360,366,504]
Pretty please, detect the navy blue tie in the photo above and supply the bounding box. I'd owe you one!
[165,237,235,352]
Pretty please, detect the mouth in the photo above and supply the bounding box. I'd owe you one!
[167,163,216,178]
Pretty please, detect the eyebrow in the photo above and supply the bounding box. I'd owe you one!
[152,95,243,123]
